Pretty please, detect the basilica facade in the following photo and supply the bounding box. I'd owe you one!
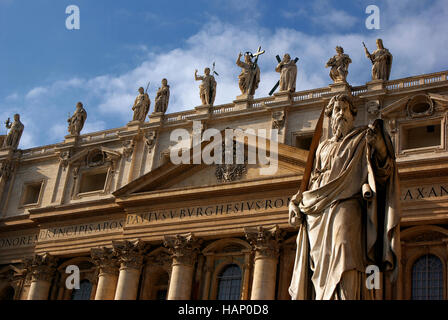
[1,65,448,300]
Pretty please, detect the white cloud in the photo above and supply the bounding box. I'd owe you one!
[25,86,48,100]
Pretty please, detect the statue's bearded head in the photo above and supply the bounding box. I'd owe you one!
[283,54,291,62]
[204,67,210,75]
[13,114,20,121]
[76,102,83,110]
[138,87,144,94]
[162,78,168,86]
[325,94,357,140]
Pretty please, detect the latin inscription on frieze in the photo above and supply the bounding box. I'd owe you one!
[401,184,448,201]
[126,197,291,225]
[38,218,125,241]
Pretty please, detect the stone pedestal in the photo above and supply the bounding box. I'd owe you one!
[367,79,386,91]
[164,233,201,300]
[91,247,119,300]
[194,104,212,115]
[126,120,142,132]
[273,91,292,103]
[233,94,253,111]
[329,82,351,93]
[149,112,164,124]
[25,253,57,300]
[64,134,79,144]
[245,225,282,300]
[112,239,147,300]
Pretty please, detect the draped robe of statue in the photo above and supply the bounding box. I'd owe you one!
[132,92,150,121]
[289,122,401,300]
[236,59,260,96]
[198,74,217,106]
[276,59,297,92]
[154,85,170,114]
[4,118,24,149]
[68,106,87,136]
[370,48,393,81]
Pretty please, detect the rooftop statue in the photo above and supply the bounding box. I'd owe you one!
[132,86,150,122]
[275,53,298,93]
[363,38,393,81]
[3,114,24,149]
[195,67,217,106]
[236,47,264,96]
[325,46,352,83]
[154,78,170,114]
[67,102,87,136]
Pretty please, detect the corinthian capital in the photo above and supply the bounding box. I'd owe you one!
[163,233,202,266]
[91,247,119,275]
[24,253,58,282]
[112,239,148,271]
[245,225,282,260]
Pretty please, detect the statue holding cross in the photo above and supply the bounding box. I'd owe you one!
[236,46,264,96]
[270,53,298,95]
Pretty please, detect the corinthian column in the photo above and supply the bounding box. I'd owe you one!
[164,233,201,300]
[25,253,58,300]
[245,225,282,300]
[91,247,119,300]
[113,239,148,300]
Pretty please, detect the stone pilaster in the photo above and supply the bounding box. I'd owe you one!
[25,253,58,300]
[245,225,282,300]
[112,239,148,300]
[91,247,119,300]
[164,233,201,300]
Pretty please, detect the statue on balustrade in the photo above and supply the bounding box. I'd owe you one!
[325,46,352,83]
[195,67,217,106]
[67,102,87,136]
[3,114,24,149]
[363,38,393,81]
[288,94,401,300]
[154,78,170,114]
[275,53,298,92]
[236,51,261,96]
[132,87,151,122]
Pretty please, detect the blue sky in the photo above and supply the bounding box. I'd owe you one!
[1,0,447,148]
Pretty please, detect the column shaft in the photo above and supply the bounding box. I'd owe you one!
[114,267,141,300]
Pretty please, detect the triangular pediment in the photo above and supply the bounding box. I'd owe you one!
[114,133,308,197]
[381,93,448,118]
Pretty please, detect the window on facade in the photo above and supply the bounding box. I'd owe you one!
[217,264,242,300]
[402,122,441,150]
[295,134,313,151]
[71,280,92,300]
[412,254,444,300]
[79,170,108,194]
[22,182,43,206]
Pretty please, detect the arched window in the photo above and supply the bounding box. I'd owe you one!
[71,279,92,300]
[412,254,444,300]
[217,264,242,300]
